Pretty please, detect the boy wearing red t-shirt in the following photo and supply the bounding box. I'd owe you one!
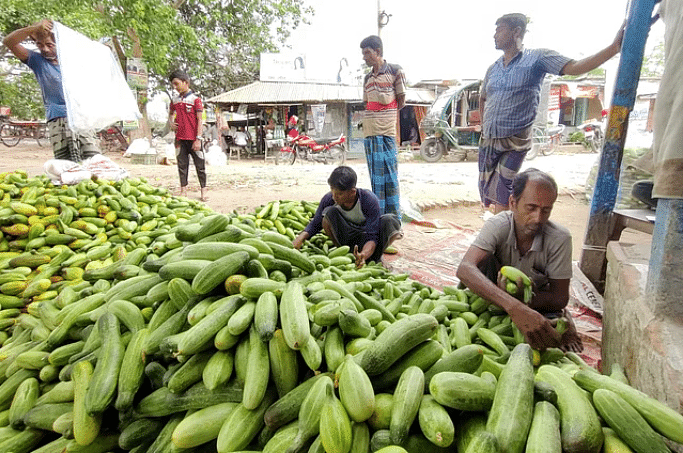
[168,69,207,201]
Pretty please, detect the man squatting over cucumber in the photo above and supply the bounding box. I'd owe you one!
[457,168,582,352]
[292,166,403,268]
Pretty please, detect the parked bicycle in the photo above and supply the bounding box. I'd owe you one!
[527,124,565,160]
[0,119,48,147]
[97,124,128,153]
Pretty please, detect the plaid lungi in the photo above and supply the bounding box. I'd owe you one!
[478,127,532,207]
[323,206,402,263]
[48,117,101,163]
[364,135,401,221]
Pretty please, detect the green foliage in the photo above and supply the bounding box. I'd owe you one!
[560,68,605,81]
[641,41,664,77]
[568,131,587,146]
[0,0,313,119]
[0,72,44,119]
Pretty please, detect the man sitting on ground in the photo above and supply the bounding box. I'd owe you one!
[293,166,403,268]
[456,168,582,352]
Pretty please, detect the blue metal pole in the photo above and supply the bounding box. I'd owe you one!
[579,0,658,290]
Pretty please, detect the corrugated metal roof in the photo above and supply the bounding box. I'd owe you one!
[208,81,434,105]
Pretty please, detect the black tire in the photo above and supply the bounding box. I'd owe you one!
[0,123,21,147]
[276,148,296,165]
[326,145,346,166]
[591,133,603,153]
[35,125,48,147]
[419,138,445,163]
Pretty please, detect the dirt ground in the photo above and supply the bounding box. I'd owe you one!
[1,140,650,261]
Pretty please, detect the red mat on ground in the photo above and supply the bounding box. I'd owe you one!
[383,219,603,369]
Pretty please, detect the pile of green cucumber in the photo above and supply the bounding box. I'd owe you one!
[0,170,681,453]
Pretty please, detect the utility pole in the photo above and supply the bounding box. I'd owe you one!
[377,0,391,37]
[377,0,382,36]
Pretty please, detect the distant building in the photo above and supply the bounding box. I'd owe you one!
[208,80,434,159]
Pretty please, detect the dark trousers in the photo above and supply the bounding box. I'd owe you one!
[323,206,401,263]
[176,140,207,188]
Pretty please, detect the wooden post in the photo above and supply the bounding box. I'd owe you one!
[126,27,151,141]
[579,0,658,292]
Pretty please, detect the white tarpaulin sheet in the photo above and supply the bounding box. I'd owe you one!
[53,22,140,134]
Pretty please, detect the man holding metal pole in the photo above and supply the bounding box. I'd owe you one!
[479,13,625,214]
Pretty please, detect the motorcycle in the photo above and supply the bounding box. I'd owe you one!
[276,131,346,165]
[577,120,604,152]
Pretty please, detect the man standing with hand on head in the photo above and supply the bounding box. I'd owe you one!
[3,19,101,162]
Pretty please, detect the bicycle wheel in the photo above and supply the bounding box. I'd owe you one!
[35,125,48,147]
[527,143,540,160]
[543,135,560,156]
[0,123,21,147]
[276,148,296,165]
[528,126,545,160]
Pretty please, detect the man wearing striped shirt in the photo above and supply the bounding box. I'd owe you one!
[479,13,624,213]
[360,35,407,221]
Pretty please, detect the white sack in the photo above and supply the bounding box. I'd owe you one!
[205,143,227,166]
[53,22,141,134]
[44,155,129,185]
[124,138,152,156]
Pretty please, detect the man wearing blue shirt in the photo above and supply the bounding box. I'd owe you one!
[292,166,402,268]
[3,19,101,162]
[479,13,624,213]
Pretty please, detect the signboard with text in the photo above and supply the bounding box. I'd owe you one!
[126,58,148,90]
[260,52,307,82]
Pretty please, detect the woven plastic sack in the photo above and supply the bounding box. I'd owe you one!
[53,22,140,134]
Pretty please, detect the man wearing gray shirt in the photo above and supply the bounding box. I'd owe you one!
[457,168,581,352]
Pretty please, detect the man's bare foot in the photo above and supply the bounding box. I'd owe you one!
[558,309,583,353]
[200,187,209,202]
[178,187,188,198]
[384,230,404,254]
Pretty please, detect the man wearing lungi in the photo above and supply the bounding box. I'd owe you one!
[292,166,402,268]
[360,35,406,220]
[479,13,624,213]
[3,19,101,162]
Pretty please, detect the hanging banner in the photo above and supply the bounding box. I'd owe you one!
[126,57,148,90]
[310,104,326,135]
